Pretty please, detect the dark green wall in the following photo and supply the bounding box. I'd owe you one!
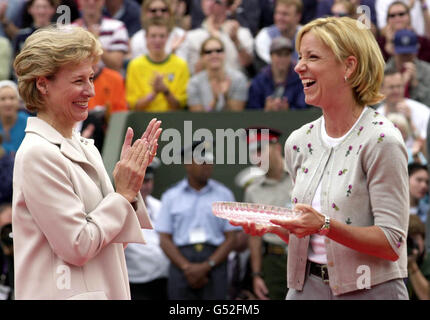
[102,109,322,201]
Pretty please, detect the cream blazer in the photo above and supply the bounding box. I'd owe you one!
[12,117,152,300]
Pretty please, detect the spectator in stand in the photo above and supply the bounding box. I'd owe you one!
[377,68,430,155]
[317,0,377,25]
[187,36,248,112]
[330,0,357,18]
[0,36,11,80]
[103,0,142,37]
[155,139,240,299]
[73,0,130,73]
[408,163,429,224]
[130,0,187,60]
[376,1,430,63]
[0,0,25,39]
[376,0,430,38]
[254,0,302,70]
[125,157,170,300]
[170,0,191,30]
[406,214,430,300]
[0,80,29,156]
[386,29,430,108]
[183,0,254,75]
[126,18,189,112]
[246,37,306,111]
[13,0,56,57]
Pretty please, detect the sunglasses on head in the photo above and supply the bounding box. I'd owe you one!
[149,7,168,14]
[203,48,224,55]
[388,11,407,18]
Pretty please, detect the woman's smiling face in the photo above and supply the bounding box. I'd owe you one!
[294,31,347,108]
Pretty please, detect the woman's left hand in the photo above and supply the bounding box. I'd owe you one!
[271,203,325,238]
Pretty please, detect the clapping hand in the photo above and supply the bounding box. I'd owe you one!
[113,119,162,202]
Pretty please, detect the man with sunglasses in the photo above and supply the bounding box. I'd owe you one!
[376,1,430,63]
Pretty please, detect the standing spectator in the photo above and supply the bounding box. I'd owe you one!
[73,0,130,73]
[385,29,430,108]
[406,214,430,300]
[13,0,56,57]
[155,139,240,299]
[408,163,429,223]
[183,0,254,75]
[376,1,430,62]
[130,0,187,59]
[377,68,430,151]
[243,127,293,300]
[0,80,29,156]
[125,158,170,300]
[0,36,11,80]
[254,0,302,69]
[246,37,306,110]
[187,36,248,112]
[126,18,189,112]
[103,0,142,37]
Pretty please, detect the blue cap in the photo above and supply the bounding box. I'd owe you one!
[394,29,418,54]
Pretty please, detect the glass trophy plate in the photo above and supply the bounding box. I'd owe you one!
[212,201,299,227]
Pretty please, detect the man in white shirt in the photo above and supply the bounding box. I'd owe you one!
[124,158,170,300]
[182,0,254,75]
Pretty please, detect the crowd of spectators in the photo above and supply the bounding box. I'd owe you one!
[1,0,430,300]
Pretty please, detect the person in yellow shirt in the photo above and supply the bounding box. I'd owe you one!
[126,18,190,112]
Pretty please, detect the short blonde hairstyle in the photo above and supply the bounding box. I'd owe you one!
[13,25,103,113]
[296,17,385,107]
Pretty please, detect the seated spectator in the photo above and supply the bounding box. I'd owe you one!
[408,163,429,223]
[0,0,25,39]
[385,29,430,108]
[73,0,129,73]
[317,0,377,25]
[13,0,56,57]
[130,0,187,59]
[377,68,430,148]
[103,0,142,37]
[183,0,254,75]
[254,0,302,70]
[387,113,427,165]
[0,80,29,156]
[246,37,306,111]
[0,203,13,300]
[406,214,430,300]
[330,0,357,18]
[376,1,430,63]
[0,36,11,80]
[0,141,13,205]
[187,36,248,112]
[126,18,189,112]
[376,0,430,37]
[125,158,170,300]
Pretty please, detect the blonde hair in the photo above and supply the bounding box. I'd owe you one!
[13,25,102,113]
[386,112,411,138]
[296,17,385,106]
[142,0,174,30]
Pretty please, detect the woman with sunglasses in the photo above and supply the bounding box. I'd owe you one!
[187,36,248,112]
[376,1,430,62]
[130,0,187,59]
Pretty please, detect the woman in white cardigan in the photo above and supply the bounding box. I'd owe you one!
[12,25,162,300]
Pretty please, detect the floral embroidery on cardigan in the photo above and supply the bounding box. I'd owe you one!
[338,169,348,176]
[356,144,362,155]
[306,124,314,134]
[345,145,353,157]
[345,217,352,224]
[302,167,309,174]
[372,121,384,125]
[307,143,313,154]
[357,126,364,135]
[332,203,340,211]
[377,133,385,143]
[293,145,300,152]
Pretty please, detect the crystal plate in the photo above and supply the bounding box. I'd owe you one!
[212,201,299,227]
